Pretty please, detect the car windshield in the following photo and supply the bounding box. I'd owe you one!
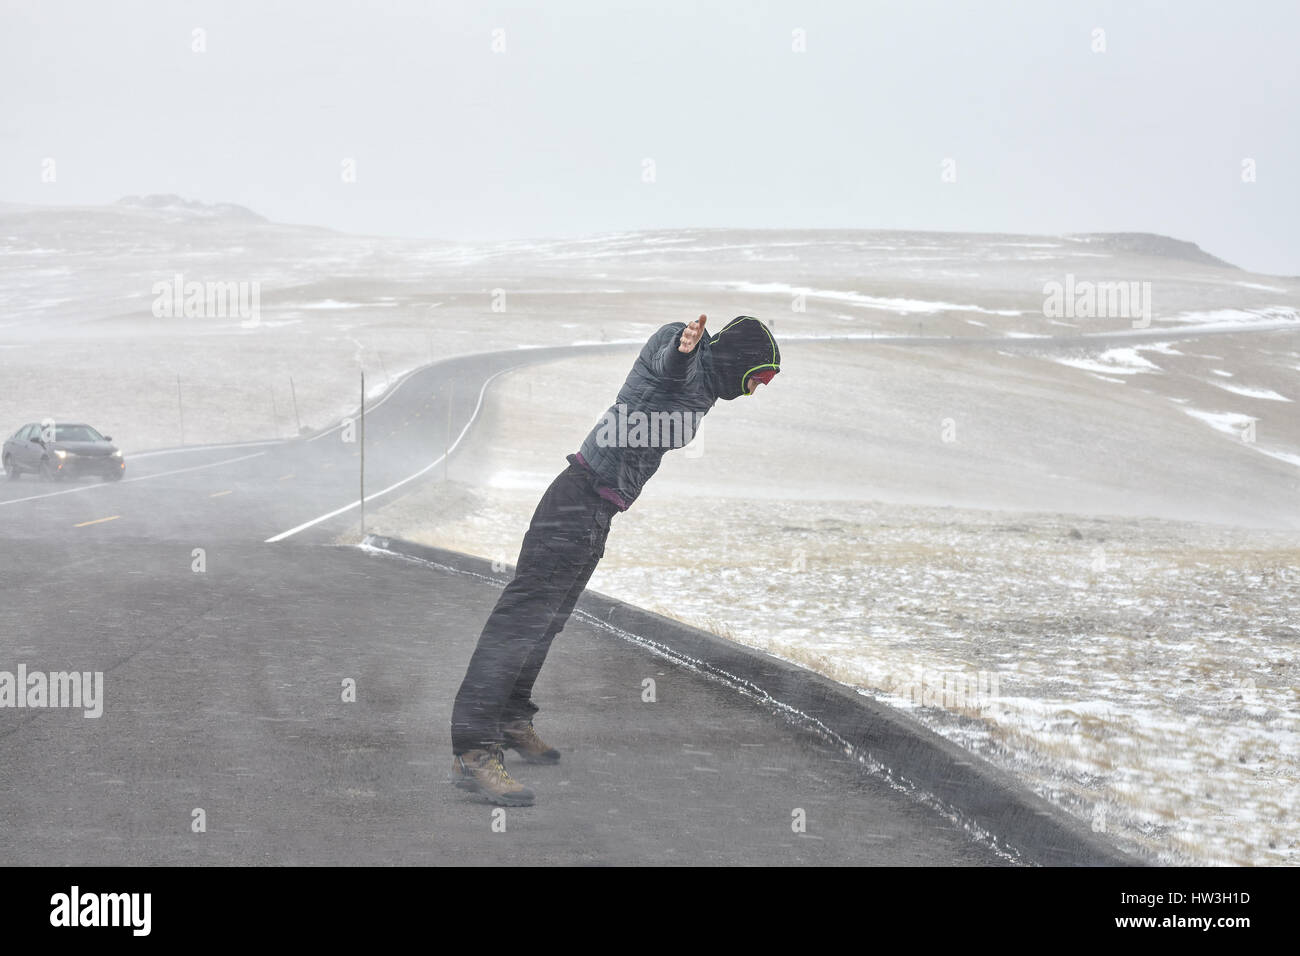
[53,425,105,442]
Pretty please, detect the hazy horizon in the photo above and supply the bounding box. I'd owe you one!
[3,0,1298,273]
[2,193,1279,276]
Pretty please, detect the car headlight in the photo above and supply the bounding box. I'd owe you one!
[111,450,123,458]
[53,449,68,460]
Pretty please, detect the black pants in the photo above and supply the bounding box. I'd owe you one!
[451,458,617,754]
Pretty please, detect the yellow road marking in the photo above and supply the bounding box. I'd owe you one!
[210,490,232,498]
[75,515,121,528]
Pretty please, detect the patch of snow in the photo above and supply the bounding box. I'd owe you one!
[1160,307,1299,330]
[1053,348,1161,376]
[1181,408,1257,437]
[1211,382,1291,402]
[300,300,365,310]
[1135,342,1183,356]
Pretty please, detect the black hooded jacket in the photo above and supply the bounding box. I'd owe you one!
[573,316,781,509]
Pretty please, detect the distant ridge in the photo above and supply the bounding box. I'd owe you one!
[116,193,267,223]
[3,198,1251,271]
[1068,232,1238,269]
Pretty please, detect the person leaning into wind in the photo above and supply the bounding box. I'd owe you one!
[451,314,782,805]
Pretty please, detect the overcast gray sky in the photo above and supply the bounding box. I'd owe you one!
[3,0,1297,274]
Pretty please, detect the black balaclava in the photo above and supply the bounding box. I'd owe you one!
[704,316,781,400]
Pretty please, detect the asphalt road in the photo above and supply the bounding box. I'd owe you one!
[0,537,1011,865]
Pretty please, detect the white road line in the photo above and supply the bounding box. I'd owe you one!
[0,452,266,507]
[264,365,521,543]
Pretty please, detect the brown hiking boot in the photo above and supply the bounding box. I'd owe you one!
[503,719,561,765]
[451,748,535,806]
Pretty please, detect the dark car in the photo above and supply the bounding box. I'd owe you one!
[2,422,125,482]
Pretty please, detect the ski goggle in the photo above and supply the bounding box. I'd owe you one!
[741,365,779,395]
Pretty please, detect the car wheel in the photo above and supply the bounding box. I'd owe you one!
[2,454,18,480]
[104,470,124,482]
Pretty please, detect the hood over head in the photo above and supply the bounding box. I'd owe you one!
[705,316,781,400]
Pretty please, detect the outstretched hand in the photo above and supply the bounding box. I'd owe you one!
[679,314,706,353]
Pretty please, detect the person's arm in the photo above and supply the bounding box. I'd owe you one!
[648,314,707,382]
